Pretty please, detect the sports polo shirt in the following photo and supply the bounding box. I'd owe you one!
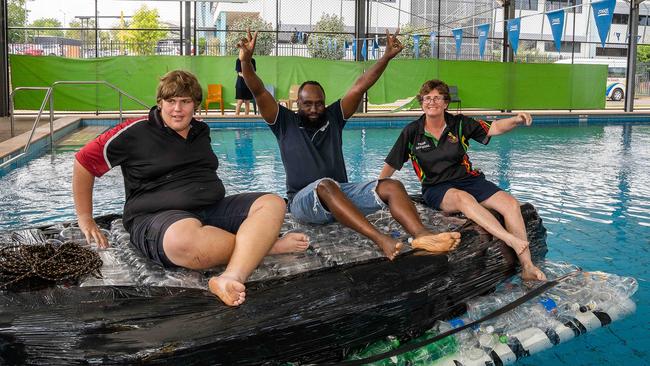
[75,106,225,230]
[384,112,492,187]
[269,100,348,201]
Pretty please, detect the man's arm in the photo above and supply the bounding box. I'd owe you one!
[487,112,532,136]
[238,30,278,124]
[73,160,109,248]
[341,29,404,119]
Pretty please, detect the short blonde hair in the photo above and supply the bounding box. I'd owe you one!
[156,70,203,110]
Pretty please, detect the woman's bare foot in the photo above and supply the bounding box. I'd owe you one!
[208,275,246,306]
[411,231,461,253]
[374,235,403,260]
[521,263,547,281]
[506,237,531,257]
[268,232,310,254]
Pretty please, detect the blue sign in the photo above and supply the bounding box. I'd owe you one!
[352,39,357,58]
[430,32,436,58]
[344,40,349,49]
[452,28,463,58]
[507,18,521,55]
[591,0,616,47]
[361,39,368,60]
[546,10,565,53]
[413,34,421,59]
[477,23,490,59]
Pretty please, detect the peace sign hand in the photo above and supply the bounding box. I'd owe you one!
[383,28,404,60]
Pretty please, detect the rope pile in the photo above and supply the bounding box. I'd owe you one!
[0,241,103,289]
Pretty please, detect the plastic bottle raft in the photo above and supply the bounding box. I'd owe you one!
[0,203,635,364]
[346,261,638,366]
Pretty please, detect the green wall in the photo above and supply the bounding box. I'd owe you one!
[9,55,606,111]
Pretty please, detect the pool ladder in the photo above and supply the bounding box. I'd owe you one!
[2,81,149,169]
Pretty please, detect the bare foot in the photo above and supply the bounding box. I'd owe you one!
[208,275,246,306]
[412,231,461,253]
[374,235,403,260]
[521,264,547,281]
[269,232,310,254]
[505,237,531,257]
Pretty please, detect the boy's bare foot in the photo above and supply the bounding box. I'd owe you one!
[412,231,461,253]
[269,232,310,254]
[208,275,246,306]
[521,263,547,281]
[508,237,530,256]
[374,235,403,260]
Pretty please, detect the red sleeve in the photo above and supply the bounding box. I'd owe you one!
[75,117,146,177]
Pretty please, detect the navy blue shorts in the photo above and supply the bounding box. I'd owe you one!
[129,192,267,268]
[422,175,501,210]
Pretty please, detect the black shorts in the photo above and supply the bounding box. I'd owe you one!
[422,175,501,210]
[129,192,267,268]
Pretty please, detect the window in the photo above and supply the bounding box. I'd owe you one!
[545,0,582,14]
[608,66,627,78]
[544,41,581,53]
[640,15,649,26]
[515,0,538,11]
[596,47,628,57]
[612,13,629,24]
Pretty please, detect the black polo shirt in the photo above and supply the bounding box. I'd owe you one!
[76,106,225,230]
[269,100,348,201]
[384,112,492,187]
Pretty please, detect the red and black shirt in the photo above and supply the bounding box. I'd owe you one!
[384,112,492,187]
[75,106,225,230]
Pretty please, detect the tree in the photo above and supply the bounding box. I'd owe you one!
[225,15,274,56]
[396,23,432,59]
[30,18,64,37]
[638,45,650,63]
[8,0,28,43]
[307,14,349,60]
[118,5,168,55]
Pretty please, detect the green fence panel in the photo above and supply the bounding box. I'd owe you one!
[9,55,606,111]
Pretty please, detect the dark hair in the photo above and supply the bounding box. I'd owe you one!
[156,70,203,110]
[416,79,450,105]
[298,81,326,99]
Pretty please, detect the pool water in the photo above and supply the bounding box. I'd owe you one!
[0,123,648,365]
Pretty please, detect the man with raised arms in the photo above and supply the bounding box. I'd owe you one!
[237,30,461,259]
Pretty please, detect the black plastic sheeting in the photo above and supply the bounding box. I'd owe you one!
[0,204,547,365]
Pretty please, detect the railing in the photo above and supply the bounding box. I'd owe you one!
[2,81,150,170]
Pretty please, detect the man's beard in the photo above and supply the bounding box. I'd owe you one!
[298,110,327,129]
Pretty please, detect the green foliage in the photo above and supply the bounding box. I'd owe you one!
[638,45,650,63]
[117,5,168,55]
[307,14,349,60]
[8,0,28,42]
[397,23,432,59]
[225,15,274,56]
[30,18,64,37]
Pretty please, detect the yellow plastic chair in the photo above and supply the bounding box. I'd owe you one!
[279,84,300,110]
[204,84,224,115]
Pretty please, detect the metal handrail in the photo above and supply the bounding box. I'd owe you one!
[2,81,150,170]
[50,80,150,123]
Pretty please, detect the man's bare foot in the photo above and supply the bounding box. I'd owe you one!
[208,275,246,306]
[269,232,310,254]
[374,235,403,260]
[412,231,461,253]
[521,263,547,281]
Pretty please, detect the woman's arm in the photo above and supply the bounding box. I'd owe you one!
[488,112,532,136]
[379,163,397,179]
[73,160,109,248]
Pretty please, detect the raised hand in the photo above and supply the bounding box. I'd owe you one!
[237,28,257,62]
[383,28,404,60]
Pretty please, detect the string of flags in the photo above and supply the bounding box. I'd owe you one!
[305,0,620,60]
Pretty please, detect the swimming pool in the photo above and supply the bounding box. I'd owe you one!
[0,122,648,365]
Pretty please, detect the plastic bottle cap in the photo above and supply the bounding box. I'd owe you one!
[499,335,508,343]
[485,325,494,334]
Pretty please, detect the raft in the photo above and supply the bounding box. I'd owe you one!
[0,202,548,365]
